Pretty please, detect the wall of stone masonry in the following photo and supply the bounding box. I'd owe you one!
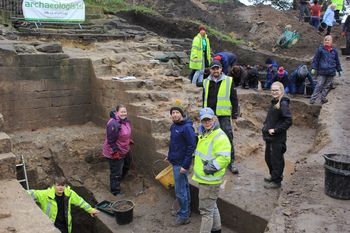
[0,44,93,131]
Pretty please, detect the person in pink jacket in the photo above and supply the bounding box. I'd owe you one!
[102,104,133,195]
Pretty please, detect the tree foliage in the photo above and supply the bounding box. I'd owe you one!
[248,0,293,10]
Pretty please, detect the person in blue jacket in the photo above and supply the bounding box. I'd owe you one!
[310,35,342,104]
[167,104,197,226]
[289,65,315,95]
[213,52,237,75]
[263,58,278,90]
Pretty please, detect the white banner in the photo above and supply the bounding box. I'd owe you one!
[22,0,85,22]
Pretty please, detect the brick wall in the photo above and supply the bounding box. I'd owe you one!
[0,44,94,131]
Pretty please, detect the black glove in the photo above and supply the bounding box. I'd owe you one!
[203,161,217,175]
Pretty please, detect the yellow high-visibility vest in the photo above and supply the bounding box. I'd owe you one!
[203,76,233,116]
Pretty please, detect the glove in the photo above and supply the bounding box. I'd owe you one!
[112,151,122,160]
[203,161,218,175]
[311,69,316,75]
[338,71,342,77]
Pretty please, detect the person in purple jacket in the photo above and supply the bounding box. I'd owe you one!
[166,104,197,226]
[102,104,133,196]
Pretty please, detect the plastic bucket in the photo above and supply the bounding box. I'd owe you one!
[111,200,135,225]
[155,165,175,189]
[323,154,350,200]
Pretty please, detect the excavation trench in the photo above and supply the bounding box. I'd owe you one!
[9,91,320,233]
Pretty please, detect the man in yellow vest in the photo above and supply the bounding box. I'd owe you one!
[192,107,231,233]
[202,60,239,174]
[189,25,211,84]
[28,176,99,233]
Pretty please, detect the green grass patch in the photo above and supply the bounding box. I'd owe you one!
[84,0,159,16]
[190,20,244,45]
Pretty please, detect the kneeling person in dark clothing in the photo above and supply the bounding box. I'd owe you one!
[242,65,259,89]
[262,82,292,189]
[289,64,315,95]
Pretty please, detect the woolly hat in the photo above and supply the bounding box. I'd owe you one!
[214,55,222,61]
[170,99,185,117]
[298,65,308,78]
[277,66,285,76]
[198,25,206,32]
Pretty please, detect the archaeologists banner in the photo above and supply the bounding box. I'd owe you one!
[22,0,85,22]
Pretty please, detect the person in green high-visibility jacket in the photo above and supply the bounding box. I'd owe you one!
[189,25,211,84]
[332,0,344,23]
[192,107,231,233]
[27,176,99,233]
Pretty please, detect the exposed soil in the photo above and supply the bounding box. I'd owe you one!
[126,0,345,58]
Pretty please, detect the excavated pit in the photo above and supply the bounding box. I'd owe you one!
[8,91,320,233]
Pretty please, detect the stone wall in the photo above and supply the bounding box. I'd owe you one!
[0,43,93,131]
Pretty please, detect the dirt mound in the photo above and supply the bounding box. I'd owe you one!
[127,0,342,59]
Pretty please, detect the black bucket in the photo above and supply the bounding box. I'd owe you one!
[323,154,350,200]
[111,200,135,225]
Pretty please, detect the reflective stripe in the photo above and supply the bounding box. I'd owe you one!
[192,45,202,50]
[190,59,202,63]
[216,151,231,157]
[194,171,224,181]
[194,151,212,161]
[46,202,51,217]
[84,205,91,210]
[216,106,231,110]
[207,132,225,158]
[28,190,37,201]
[203,79,209,107]
[78,199,85,207]
[212,159,222,170]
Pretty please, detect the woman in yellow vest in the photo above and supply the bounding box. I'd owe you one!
[192,107,231,233]
[189,25,211,84]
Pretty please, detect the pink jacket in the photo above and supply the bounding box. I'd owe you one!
[102,115,132,159]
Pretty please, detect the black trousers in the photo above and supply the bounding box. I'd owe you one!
[265,141,286,184]
[108,154,131,194]
[218,116,235,162]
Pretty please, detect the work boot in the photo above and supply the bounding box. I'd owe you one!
[173,217,190,226]
[264,176,272,182]
[264,182,281,189]
[321,99,328,104]
[211,230,222,233]
[229,163,239,174]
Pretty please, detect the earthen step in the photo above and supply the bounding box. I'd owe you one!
[152,132,170,149]
[125,90,173,103]
[0,132,12,154]
[0,152,16,179]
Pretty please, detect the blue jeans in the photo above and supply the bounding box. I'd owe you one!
[173,165,191,220]
[289,82,305,94]
[311,17,320,29]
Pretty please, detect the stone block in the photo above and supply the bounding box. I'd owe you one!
[17,53,69,67]
[0,132,11,154]
[0,152,16,179]
[0,113,4,131]
[35,42,63,53]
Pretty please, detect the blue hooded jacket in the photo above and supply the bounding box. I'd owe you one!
[312,46,342,76]
[168,117,196,170]
[214,52,237,74]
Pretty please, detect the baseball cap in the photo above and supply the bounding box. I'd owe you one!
[210,60,222,69]
[199,107,215,120]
